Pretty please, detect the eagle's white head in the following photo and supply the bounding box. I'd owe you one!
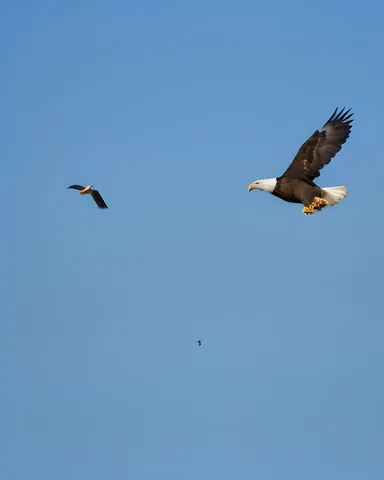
[248,178,277,193]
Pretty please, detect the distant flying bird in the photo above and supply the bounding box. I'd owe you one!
[67,184,108,209]
[248,107,353,215]
[197,340,202,346]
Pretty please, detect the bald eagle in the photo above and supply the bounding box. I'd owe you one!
[248,107,353,215]
[67,184,108,209]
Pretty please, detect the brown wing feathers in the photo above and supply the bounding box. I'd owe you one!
[282,107,353,181]
[90,190,108,209]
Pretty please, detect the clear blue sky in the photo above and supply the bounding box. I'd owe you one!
[3,1,384,479]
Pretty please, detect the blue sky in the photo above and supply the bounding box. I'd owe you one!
[2,1,384,478]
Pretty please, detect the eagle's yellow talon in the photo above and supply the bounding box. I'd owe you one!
[303,197,328,215]
[312,197,327,210]
[302,205,314,215]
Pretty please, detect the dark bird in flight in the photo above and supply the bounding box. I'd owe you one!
[197,340,202,346]
[67,184,108,209]
[248,107,353,215]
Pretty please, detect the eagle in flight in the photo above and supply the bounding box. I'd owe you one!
[67,184,108,209]
[248,107,353,215]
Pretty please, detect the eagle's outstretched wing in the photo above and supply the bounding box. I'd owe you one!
[282,107,353,181]
[91,190,108,209]
[67,185,86,191]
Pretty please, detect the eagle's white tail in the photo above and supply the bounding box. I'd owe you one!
[321,186,348,206]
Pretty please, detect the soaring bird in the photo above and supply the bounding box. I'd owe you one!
[197,340,202,346]
[248,107,353,215]
[67,184,108,209]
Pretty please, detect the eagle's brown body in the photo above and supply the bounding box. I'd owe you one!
[80,185,93,195]
[272,177,322,205]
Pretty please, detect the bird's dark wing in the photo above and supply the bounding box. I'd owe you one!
[67,184,85,190]
[281,107,353,181]
[91,190,108,209]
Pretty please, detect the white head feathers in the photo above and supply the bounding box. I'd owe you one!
[248,178,277,193]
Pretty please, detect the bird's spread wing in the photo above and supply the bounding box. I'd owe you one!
[282,107,353,181]
[91,190,108,209]
[67,184,86,191]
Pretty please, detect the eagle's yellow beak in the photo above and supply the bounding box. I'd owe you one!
[248,182,257,192]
